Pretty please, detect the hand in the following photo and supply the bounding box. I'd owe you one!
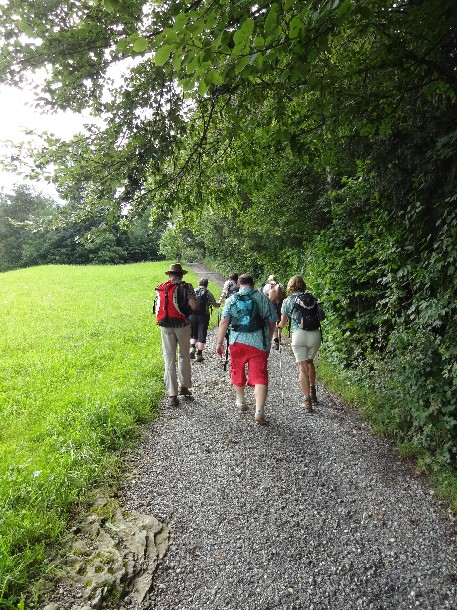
[216,343,224,357]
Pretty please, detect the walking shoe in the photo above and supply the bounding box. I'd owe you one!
[255,410,266,425]
[310,384,319,406]
[303,397,313,415]
[190,348,196,360]
[178,387,194,400]
[273,338,279,350]
[169,396,179,406]
[236,400,248,413]
[196,353,204,362]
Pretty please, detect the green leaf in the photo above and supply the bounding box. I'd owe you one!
[174,13,188,30]
[188,55,200,73]
[172,52,182,70]
[163,28,178,43]
[211,71,224,85]
[235,55,250,75]
[103,0,119,12]
[132,37,149,53]
[336,0,352,21]
[179,78,195,91]
[288,15,302,39]
[265,4,279,35]
[233,19,254,46]
[198,79,209,95]
[115,38,129,52]
[155,44,173,66]
[232,42,248,57]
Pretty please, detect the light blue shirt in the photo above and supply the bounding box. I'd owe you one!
[281,291,302,333]
[222,287,277,351]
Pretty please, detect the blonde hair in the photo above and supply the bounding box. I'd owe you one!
[287,275,306,293]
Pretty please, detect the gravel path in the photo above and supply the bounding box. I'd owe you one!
[118,264,457,610]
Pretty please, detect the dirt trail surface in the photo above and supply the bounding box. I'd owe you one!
[46,263,457,610]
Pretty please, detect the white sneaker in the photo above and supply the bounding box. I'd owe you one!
[255,410,265,425]
[236,400,248,413]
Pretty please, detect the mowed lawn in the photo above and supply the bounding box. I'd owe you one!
[0,262,216,605]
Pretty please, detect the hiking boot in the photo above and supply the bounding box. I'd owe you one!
[196,353,204,362]
[236,400,248,413]
[169,396,179,407]
[310,384,319,406]
[178,387,193,400]
[273,338,279,350]
[303,397,313,415]
[190,348,196,359]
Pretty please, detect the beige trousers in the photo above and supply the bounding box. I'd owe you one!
[160,324,192,396]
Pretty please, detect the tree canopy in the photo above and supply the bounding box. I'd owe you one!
[1,1,455,221]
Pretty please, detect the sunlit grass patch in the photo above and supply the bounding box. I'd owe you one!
[0,261,208,605]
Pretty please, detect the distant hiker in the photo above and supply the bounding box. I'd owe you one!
[218,273,239,304]
[189,278,220,362]
[216,274,277,425]
[277,275,322,414]
[262,274,285,350]
[155,263,196,406]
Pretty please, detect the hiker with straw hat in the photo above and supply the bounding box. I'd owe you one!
[155,263,196,406]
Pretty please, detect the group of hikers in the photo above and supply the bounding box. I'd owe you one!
[155,263,323,423]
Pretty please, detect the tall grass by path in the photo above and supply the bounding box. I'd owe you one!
[0,262,218,607]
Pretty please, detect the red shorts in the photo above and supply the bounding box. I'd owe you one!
[229,343,269,387]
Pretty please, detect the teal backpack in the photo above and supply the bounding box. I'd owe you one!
[229,293,264,332]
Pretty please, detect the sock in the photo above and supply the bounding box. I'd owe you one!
[197,349,203,355]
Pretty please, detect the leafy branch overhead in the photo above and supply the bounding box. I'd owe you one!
[1,1,456,219]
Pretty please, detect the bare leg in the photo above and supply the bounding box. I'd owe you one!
[298,361,310,397]
[234,385,246,404]
[254,384,268,424]
[307,359,316,385]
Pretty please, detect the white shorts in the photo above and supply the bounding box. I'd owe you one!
[291,329,322,362]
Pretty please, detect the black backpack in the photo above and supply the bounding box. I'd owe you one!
[194,287,209,315]
[291,292,321,331]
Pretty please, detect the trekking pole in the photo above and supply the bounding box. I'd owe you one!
[223,330,230,371]
[278,333,284,408]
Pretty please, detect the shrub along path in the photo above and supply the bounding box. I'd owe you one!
[46,263,457,610]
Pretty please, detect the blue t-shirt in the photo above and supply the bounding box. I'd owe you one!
[222,287,277,351]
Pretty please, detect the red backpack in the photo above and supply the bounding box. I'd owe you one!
[154,280,192,327]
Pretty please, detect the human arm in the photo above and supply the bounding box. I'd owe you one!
[277,312,289,330]
[187,284,197,311]
[208,291,220,308]
[216,317,230,357]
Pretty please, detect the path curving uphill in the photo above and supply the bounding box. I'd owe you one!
[116,263,457,610]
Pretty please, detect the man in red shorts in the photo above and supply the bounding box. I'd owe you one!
[216,274,277,425]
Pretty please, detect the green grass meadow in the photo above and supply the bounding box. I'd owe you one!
[0,262,220,607]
